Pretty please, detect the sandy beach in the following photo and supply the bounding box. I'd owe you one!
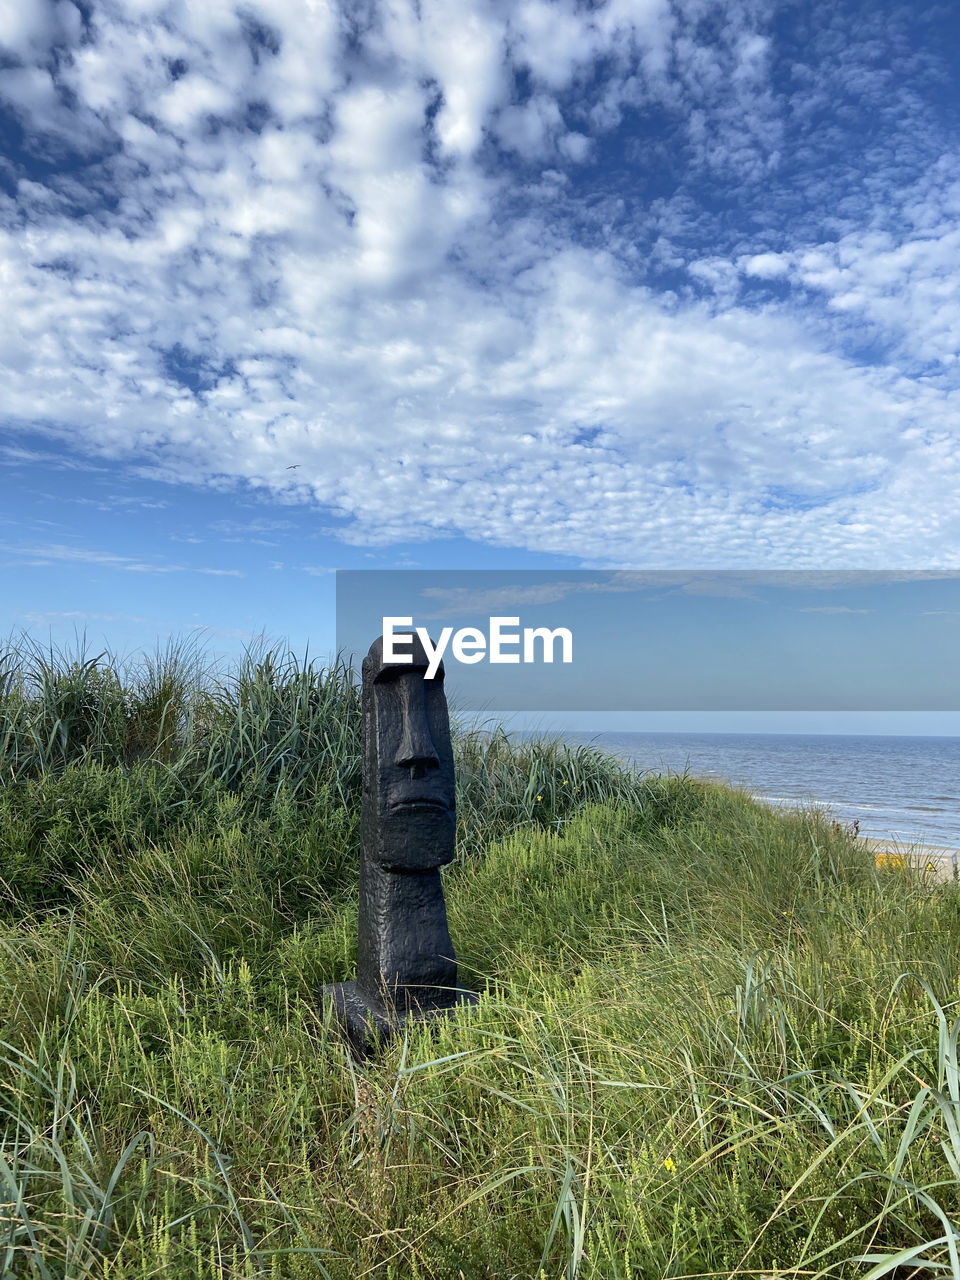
[864,837,960,883]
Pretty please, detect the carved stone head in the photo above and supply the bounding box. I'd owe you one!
[361,633,456,872]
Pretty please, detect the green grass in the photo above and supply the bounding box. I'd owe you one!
[2,638,960,1277]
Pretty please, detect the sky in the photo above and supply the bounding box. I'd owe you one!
[2,0,959,730]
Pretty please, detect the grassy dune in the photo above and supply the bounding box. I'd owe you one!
[2,639,960,1277]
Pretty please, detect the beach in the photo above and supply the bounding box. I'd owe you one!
[866,836,959,882]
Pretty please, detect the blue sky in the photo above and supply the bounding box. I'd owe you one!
[2,1,959,730]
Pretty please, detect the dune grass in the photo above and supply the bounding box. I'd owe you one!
[1,638,960,1277]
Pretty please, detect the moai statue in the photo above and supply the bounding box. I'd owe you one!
[321,633,478,1055]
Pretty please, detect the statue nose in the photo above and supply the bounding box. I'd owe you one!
[394,674,440,770]
[395,725,439,770]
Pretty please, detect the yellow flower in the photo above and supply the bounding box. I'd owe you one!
[663,1156,675,1172]
[536,794,542,802]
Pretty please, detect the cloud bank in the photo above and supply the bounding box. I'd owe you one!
[1,0,958,565]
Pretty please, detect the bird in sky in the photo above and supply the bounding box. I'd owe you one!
[286,464,300,469]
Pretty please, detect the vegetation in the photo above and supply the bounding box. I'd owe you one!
[1,637,959,1277]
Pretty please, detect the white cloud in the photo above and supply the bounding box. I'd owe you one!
[20,610,146,624]
[0,540,243,576]
[0,0,74,59]
[155,73,235,131]
[375,0,507,158]
[743,252,788,279]
[496,94,564,158]
[0,0,958,568]
[797,606,871,614]
[783,209,960,370]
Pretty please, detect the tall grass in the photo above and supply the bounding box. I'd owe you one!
[0,636,650,912]
[0,634,361,797]
[1,636,959,1276]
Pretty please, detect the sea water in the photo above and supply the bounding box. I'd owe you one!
[570,732,960,848]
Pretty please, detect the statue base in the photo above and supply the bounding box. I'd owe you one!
[321,980,479,1057]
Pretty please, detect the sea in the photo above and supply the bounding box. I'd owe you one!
[566,733,960,849]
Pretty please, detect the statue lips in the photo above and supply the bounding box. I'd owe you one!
[387,797,452,816]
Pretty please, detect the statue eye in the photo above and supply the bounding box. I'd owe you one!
[374,667,410,683]
[374,666,433,684]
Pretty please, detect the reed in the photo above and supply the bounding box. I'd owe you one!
[1,636,959,1276]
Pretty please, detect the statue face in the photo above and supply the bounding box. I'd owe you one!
[362,635,456,872]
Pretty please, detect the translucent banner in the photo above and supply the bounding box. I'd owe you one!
[335,570,960,711]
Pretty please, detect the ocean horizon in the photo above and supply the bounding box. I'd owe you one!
[562,731,960,849]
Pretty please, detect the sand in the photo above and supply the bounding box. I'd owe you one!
[864,837,959,883]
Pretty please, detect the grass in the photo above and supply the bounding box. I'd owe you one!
[1,636,960,1276]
